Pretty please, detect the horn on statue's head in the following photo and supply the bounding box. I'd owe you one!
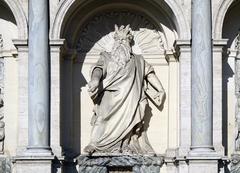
[125,25,130,33]
[119,25,124,30]
[114,24,119,32]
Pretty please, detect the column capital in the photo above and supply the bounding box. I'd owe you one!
[50,39,65,47]
[12,39,28,53]
[165,49,178,62]
[174,39,191,48]
[174,39,191,55]
[50,39,65,53]
[213,39,228,46]
[213,39,228,53]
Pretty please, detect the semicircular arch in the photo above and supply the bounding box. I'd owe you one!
[2,0,27,39]
[51,0,190,40]
[213,0,235,39]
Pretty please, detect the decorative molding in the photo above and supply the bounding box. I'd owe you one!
[76,11,166,56]
[173,39,191,57]
[213,39,229,46]
[12,39,28,53]
[213,39,228,53]
[165,49,178,62]
[50,39,66,53]
[0,36,18,58]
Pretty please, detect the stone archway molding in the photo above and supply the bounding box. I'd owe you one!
[2,0,28,39]
[213,0,235,39]
[50,0,190,40]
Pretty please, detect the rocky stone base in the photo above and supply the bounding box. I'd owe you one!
[77,154,164,173]
[0,156,11,173]
[231,153,240,173]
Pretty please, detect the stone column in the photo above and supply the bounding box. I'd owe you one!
[189,0,220,172]
[13,1,54,173]
[27,0,51,155]
[191,0,214,153]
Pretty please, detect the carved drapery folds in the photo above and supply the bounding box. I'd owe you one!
[77,11,166,56]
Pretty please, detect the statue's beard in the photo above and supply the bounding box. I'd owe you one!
[111,43,131,67]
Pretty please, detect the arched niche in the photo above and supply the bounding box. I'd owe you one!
[1,0,27,39]
[0,1,18,51]
[221,1,240,157]
[58,0,180,157]
[214,0,235,39]
[222,1,240,49]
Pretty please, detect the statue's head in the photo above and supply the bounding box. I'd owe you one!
[111,25,133,66]
[113,24,133,47]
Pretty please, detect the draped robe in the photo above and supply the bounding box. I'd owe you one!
[89,51,154,153]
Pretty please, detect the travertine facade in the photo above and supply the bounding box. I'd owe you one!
[0,0,239,172]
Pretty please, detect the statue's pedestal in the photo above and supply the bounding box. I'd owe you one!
[13,155,54,173]
[77,154,164,173]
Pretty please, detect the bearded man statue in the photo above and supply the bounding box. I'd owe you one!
[84,25,165,155]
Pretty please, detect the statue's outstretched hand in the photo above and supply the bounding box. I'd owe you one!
[153,92,165,107]
[88,79,99,93]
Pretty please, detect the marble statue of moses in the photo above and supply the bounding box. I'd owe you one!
[84,25,165,155]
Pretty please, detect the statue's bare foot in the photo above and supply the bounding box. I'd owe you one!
[84,144,96,155]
